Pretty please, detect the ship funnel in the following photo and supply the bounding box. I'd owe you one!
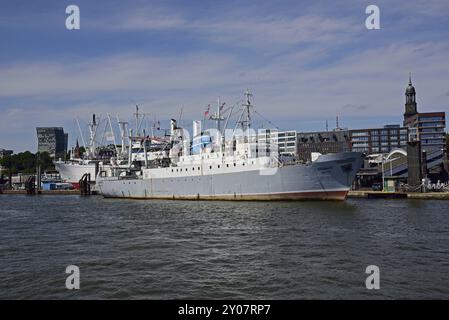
[170,119,178,143]
[193,120,201,137]
[170,119,177,132]
[183,140,191,156]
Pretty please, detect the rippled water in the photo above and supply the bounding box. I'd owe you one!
[0,195,448,299]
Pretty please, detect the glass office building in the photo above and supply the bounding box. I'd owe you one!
[36,127,68,159]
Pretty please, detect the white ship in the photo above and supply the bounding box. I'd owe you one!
[55,114,112,184]
[97,91,363,201]
[55,109,167,185]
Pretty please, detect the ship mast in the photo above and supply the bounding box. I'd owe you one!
[116,115,128,160]
[243,90,252,131]
[209,98,226,151]
[75,118,87,157]
[88,114,98,158]
[232,90,253,142]
[107,114,118,156]
[209,98,225,132]
[134,105,140,137]
[237,89,253,132]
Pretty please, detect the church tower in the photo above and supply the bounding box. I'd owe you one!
[74,139,81,159]
[404,73,417,119]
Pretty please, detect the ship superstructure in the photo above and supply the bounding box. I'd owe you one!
[96,91,363,200]
[55,108,168,185]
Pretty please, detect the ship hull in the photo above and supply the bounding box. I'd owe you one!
[54,162,98,183]
[97,152,362,201]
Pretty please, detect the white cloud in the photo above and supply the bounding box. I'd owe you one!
[0,53,241,97]
[88,3,361,49]
[1,40,448,124]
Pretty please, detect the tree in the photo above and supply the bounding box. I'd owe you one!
[0,151,54,175]
[37,152,54,172]
[79,146,86,157]
[17,151,36,173]
[0,155,14,188]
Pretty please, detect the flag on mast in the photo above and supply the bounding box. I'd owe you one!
[204,104,210,118]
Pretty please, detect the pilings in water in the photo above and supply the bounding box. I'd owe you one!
[25,175,36,195]
[79,173,91,195]
[36,154,42,194]
[407,141,422,189]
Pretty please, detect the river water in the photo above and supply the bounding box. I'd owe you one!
[0,195,448,299]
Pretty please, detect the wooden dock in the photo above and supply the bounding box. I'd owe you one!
[348,190,449,200]
[0,190,97,195]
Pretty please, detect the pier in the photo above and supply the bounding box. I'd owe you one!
[0,189,82,195]
[347,191,449,200]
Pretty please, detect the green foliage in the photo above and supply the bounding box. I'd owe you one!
[0,151,54,174]
[79,146,86,157]
[37,152,54,171]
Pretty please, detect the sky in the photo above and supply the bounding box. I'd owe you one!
[0,0,448,152]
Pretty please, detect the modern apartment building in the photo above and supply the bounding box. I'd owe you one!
[257,130,297,156]
[36,127,68,159]
[349,125,409,154]
[404,112,446,151]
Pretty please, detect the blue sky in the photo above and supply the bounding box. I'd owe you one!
[1,0,448,151]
